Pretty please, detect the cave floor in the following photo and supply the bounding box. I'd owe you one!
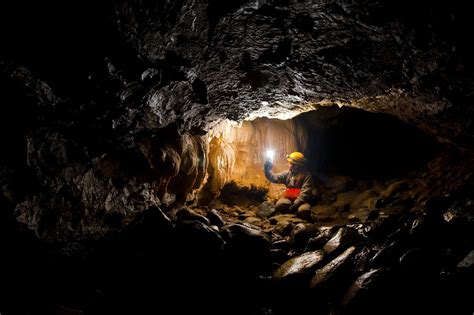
[191,175,426,236]
[193,203,348,234]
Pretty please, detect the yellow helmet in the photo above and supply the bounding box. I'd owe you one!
[286,151,306,166]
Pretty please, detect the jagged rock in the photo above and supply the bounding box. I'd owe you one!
[123,205,174,241]
[273,220,294,237]
[381,205,407,217]
[244,216,262,225]
[443,199,474,224]
[369,241,404,268]
[220,223,271,273]
[398,248,425,271]
[141,68,161,86]
[273,250,325,281]
[305,226,339,251]
[174,220,226,252]
[15,152,161,240]
[347,214,358,222]
[238,210,256,220]
[323,226,365,255]
[289,223,318,250]
[176,207,210,225]
[220,223,271,250]
[352,189,378,209]
[381,181,409,198]
[367,209,380,221]
[354,208,370,222]
[270,248,290,265]
[206,208,225,227]
[311,204,336,216]
[310,246,357,289]
[271,239,290,251]
[457,250,474,272]
[332,191,359,213]
[341,268,387,308]
[269,214,306,225]
[257,201,276,219]
[119,81,145,106]
[296,206,312,221]
[353,246,373,274]
[409,214,446,245]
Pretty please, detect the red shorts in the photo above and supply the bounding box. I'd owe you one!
[283,188,301,201]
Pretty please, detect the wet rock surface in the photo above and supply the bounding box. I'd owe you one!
[1,0,473,240]
[0,1,473,314]
[1,175,474,314]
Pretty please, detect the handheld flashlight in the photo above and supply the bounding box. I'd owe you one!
[266,149,275,162]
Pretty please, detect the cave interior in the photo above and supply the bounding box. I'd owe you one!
[0,1,473,314]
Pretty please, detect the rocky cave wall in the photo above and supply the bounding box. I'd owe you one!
[0,0,473,242]
[203,105,442,202]
[0,1,473,314]
[206,117,305,199]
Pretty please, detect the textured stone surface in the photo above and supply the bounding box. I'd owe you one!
[1,1,473,241]
[310,245,356,289]
[113,0,473,144]
[273,250,324,280]
[1,2,474,314]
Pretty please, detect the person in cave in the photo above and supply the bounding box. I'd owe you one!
[263,151,314,219]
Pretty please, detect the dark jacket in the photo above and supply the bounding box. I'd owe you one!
[264,167,314,206]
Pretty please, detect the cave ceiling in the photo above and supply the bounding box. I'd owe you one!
[113,0,473,145]
[1,0,473,149]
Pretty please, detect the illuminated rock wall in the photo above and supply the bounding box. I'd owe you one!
[204,117,308,200]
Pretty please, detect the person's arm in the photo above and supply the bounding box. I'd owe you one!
[264,161,289,184]
[293,173,314,206]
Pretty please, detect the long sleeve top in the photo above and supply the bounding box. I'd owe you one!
[264,167,314,206]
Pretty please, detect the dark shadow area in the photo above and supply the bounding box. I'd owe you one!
[0,206,271,315]
[0,0,144,101]
[295,106,440,179]
[219,180,268,206]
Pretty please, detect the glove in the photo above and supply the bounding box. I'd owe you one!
[264,160,273,171]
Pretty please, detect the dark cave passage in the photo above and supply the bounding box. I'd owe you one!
[214,106,440,187]
[296,106,440,179]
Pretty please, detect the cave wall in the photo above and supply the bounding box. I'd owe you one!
[2,0,473,143]
[112,0,474,145]
[12,126,208,240]
[0,2,473,313]
[228,118,307,187]
[196,136,235,204]
[204,106,441,202]
[1,0,474,240]
[204,117,307,200]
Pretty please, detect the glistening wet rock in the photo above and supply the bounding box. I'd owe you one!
[273,250,325,282]
[341,268,388,312]
[310,246,357,289]
[323,226,365,255]
[207,208,225,227]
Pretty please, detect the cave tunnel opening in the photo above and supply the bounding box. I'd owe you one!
[206,105,440,219]
[159,104,471,315]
